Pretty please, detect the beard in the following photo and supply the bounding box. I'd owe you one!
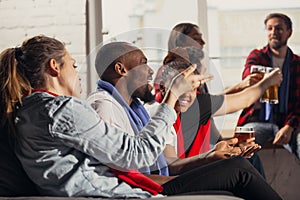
[140,90,155,103]
[132,85,155,103]
[269,38,287,50]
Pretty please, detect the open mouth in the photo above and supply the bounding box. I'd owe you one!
[146,77,154,91]
[178,99,190,106]
[147,76,153,86]
[147,84,153,92]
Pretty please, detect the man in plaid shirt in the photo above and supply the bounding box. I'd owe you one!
[237,13,300,159]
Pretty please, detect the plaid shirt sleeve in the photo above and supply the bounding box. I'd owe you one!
[282,54,300,128]
[238,46,300,129]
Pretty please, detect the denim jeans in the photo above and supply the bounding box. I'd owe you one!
[241,122,300,179]
[243,122,300,158]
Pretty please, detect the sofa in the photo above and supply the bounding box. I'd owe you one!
[0,126,242,200]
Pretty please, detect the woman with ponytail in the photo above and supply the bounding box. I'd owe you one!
[0,47,39,196]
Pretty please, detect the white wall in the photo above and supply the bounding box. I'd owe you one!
[0,0,88,96]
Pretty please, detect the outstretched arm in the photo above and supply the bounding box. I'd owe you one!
[223,73,262,95]
[213,68,282,116]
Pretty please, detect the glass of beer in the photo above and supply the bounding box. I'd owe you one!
[261,67,279,104]
[250,65,265,80]
[250,65,279,104]
[234,126,255,143]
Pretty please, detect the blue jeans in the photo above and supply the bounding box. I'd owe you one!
[242,123,280,178]
[243,122,279,146]
[243,122,300,158]
[241,122,300,179]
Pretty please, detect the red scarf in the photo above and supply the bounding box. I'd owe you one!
[173,115,211,158]
[111,169,163,195]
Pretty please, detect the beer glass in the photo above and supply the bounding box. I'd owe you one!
[250,65,279,104]
[261,67,279,104]
[250,65,265,80]
[234,126,255,143]
[268,84,279,104]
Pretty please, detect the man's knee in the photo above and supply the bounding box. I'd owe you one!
[225,157,250,168]
[244,123,277,146]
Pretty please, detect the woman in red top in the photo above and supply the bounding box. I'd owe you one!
[152,47,281,175]
[154,23,262,155]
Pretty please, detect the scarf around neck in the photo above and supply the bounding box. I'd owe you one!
[97,80,169,176]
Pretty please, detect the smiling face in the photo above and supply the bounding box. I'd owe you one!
[124,50,155,102]
[173,68,197,113]
[266,17,292,50]
[174,89,197,113]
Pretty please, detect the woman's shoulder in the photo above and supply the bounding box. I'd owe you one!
[20,92,95,118]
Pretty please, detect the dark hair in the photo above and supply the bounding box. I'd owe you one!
[158,47,193,93]
[165,60,191,73]
[264,13,292,30]
[163,46,204,74]
[168,23,199,50]
[157,59,191,98]
[163,47,191,65]
[95,41,139,81]
[0,35,65,132]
